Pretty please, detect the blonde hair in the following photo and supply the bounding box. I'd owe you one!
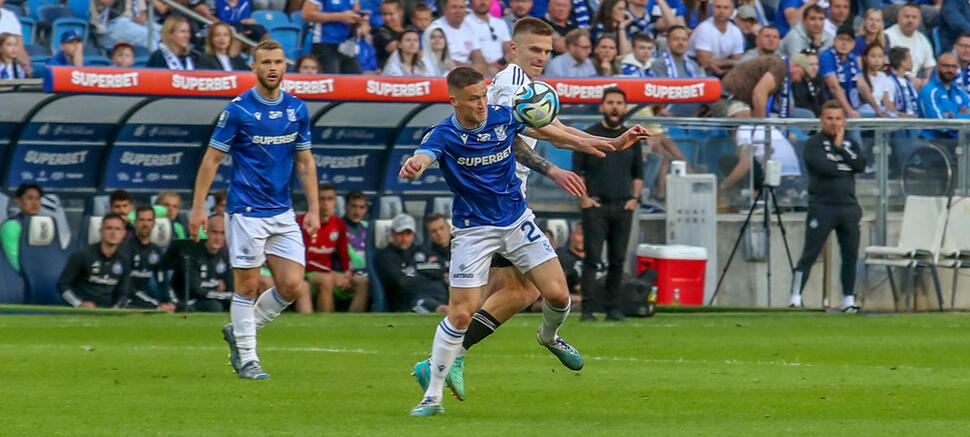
[0,33,20,63]
[205,22,239,56]
[161,16,191,55]
[860,9,887,48]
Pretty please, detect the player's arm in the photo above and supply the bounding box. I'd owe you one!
[57,251,89,308]
[190,147,224,242]
[550,118,651,151]
[295,149,320,235]
[400,152,434,180]
[525,124,615,157]
[512,136,586,197]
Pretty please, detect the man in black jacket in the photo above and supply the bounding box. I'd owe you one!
[58,213,131,308]
[574,87,644,322]
[163,214,233,312]
[123,205,176,312]
[374,214,448,313]
[789,100,866,312]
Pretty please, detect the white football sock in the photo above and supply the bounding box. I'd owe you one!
[789,293,802,307]
[255,287,292,330]
[843,294,856,309]
[538,297,570,345]
[424,318,465,403]
[231,293,259,364]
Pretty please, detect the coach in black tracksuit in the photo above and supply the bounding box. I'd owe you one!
[57,213,131,308]
[789,101,866,312]
[574,88,644,322]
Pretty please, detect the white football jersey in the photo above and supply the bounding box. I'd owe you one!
[487,63,537,195]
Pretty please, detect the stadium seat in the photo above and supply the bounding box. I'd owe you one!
[302,31,313,55]
[66,0,89,20]
[19,16,35,44]
[29,62,47,78]
[33,194,71,251]
[131,45,150,58]
[252,10,290,30]
[335,195,346,219]
[84,55,111,66]
[25,0,56,18]
[151,217,173,248]
[78,215,103,246]
[932,27,942,57]
[82,44,101,56]
[2,3,23,16]
[24,42,49,57]
[49,17,88,52]
[289,11,305,32]
[426,196,453,219]
[0,193,8,222]
[85,195,110,217]
[937,197,970,309]
[36,4,72,25]
[378,195,403,219]
[132,56,148,67]
[545,218,569,247]
[19,215,69,305]
[367,218,392,312]
[864,195,948,311]
[269,25,301,59]
[0,246,26,304]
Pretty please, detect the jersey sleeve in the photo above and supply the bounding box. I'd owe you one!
[0,219,21,272]
[295,101,312,151]
[489,69,524,107]
[819,51,837,78]
[415,127,445,161]
[209,104,239,152]
[502,106,528,135]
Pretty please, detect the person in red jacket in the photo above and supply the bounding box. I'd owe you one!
[298,183,369,312]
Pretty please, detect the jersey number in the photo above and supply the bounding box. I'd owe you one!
[521,221,540,242]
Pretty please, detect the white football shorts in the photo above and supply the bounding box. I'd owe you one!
[449,208,557,288]
[227,209,305,269]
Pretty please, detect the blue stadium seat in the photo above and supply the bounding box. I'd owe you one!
[50,17,88,52]
[85,55,111,65]
[132,56,147,67]
[932,27,943,57]
[269,25,301,59]
[366,218,389,312]
[82,44,101,56]
[3,3,23,17]
[0,246,26,304]
[19,215,69,305]
[36,4,73,24]
[289,10,305,32]
[29,62,47,77]
[66,0,89,20]
[252,10,290,30]
[302,31,313,55]
[131,44,150,58]
[26,0,57,18]
[24,42,50,57]
[19,16,35,44]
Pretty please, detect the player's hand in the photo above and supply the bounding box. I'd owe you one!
[548,166,586,197]
[612,125,652,151]
[578,138,615,158]
[834,125,845,148]
[189,208,207,242]
[339,10,362,24]
[580,196,601,209]
[303,210,321,236]
[624,198,639,210]
[399,157,426,179]
[81,301,96,309]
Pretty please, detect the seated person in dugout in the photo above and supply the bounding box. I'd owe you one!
[163,214,233,312]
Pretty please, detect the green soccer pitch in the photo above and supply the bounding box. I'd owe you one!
[2,311,969,436]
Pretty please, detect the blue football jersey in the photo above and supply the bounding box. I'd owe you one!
[209,88,312,217]
[415,105,529,229]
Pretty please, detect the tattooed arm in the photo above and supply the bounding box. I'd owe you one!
[513,136,586,197]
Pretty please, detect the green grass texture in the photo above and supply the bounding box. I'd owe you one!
[2,311,969,436]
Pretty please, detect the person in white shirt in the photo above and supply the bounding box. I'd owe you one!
[860,43,894,115]
[544,28,597,77]
[687,0,744,76]
[822,0,850,37]
[423,0,488,72]
[885,3,936,80]
[383,29,435,76]
[465,0,512,71]
[720,125,803,196]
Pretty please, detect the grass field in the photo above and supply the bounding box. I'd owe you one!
[2,310,970,436]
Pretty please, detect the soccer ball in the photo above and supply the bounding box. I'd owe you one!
[512,81,560,129]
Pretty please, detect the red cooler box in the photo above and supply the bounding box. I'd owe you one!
[636,244,708,305]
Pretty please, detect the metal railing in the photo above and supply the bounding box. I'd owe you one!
[150,0,261,51]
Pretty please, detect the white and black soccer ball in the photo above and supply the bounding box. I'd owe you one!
[512,81,560,129]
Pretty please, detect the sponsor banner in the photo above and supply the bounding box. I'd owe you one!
[383,147,450,193]
[45,67,721,103]
[7,145,104,190]
[116,124,212,143]
[103,145,202,190]
[315,126,397,146]
[20,122,113,142]
[305,148,383,192]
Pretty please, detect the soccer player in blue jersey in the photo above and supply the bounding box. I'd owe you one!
[401,67,621,416]
[188,40,321,380]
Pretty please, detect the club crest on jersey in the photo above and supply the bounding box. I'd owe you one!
[494,124,506,141]
[287,108,297,121]
[269,111,283,120]
[112,262,123,275]
[329,231,339,241]
[217,110,229,127]
[476,133,491,142]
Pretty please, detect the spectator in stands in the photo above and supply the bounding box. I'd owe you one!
[941,0,970,53]
[792,50,827,115]
[254,0,287,11]
[423,213,450,269]
[738,25,781,65]
[620,33,655,77]
[374,213,449,313]
[651,25,702,78]
[151,0,220,38]
[543,0,578,55]
[735,5,760,51]
[424,0,488,71]
[342,190,369,279]
[854,8,890,58]
[302,0,364,74]
[887,46,920,117]
[0,183,42,272]
[110,42,136,68]
[713,54,791,117]
[0,33,26,79]
[356,16,381,74]
[409,3,433,36]
[147,16,200,70]
[123,205,177,313]
[918,52,970,137]
[198,22,250,71]
[777,5,832,58]
[383,28,434,75]
[545,28,595,77]
[885,3,936,80]
[91,0,157,50]
[0,2,30,75]
[821,23,887,119]
[424,27,455,76]
[48,31,86,67]
[688,0,744,77]
[295,54,323,73]
[215,0,268,43]
[592,34,622,76]
[684,0,711,29]
[155,191,187,239]
[825,0,851,35]
[467,0,512,71]
[300,183,369,313]
[58,213,131,308]
[627,0,682,38]
[952,32,970,94]
[590,0,633,55]
[374,0,407,68]
[211,190,227,215]
[861,44,893,115]
[882,0,939,32]
[574,87,644,322]
[774,0,814,36]
[504,0,535,34]
[167,214,233,312]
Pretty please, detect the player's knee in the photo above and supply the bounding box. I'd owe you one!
[235,275,261,297]
[448,309,474,330]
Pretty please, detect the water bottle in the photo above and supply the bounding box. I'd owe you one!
[648,286,658,303]
[673,288,681,305]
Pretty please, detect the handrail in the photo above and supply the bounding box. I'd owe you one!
[152,0,260,49]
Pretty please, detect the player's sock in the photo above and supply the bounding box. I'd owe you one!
[460,309,500,356]
[231,293,259,364]
[842,294,856,309]
[537,297,570,345]
[425,318,465,402]
[254,287,292,330]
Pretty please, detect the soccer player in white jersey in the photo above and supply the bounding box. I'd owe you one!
[188,40,321,380]
[412,17,650,401]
